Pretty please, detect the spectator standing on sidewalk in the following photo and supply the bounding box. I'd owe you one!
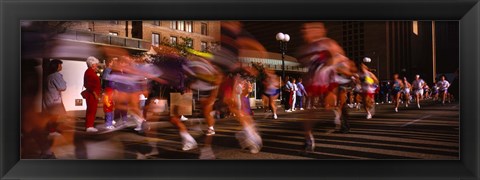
[296,78,308,110]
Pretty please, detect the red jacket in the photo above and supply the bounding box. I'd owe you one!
[84,68,101,97]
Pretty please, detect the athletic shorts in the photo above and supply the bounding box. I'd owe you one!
[392,88,401,96]
[263,89,280,97]
[363,93,375,99]
[414,89,424,96]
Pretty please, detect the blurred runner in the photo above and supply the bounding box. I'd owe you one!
[198,21,267,157]
[357,62,378,119]
[296,22,357,152]
[262,68,280,119]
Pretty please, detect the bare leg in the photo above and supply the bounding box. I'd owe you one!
[303,120,315,152]
[170,107,197,151]
[363,94,372,119]
[442,92,447,104]
[227,98,262,153]
[202,87,219,136]
[269,94,279,119]
[395,93,401,112]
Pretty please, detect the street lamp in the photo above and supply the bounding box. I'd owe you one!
[276,32,290,81]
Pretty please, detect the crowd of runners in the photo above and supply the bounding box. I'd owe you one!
[23,21,458,159]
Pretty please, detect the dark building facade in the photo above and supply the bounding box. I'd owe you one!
[326,21,430,82]
[243,21,459,83]
[325,21,458,83]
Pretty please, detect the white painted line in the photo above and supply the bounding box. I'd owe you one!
[401,114,433,127]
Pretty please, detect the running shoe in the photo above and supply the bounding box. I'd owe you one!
[182,139,198,151]
[235,129,262,154]
[134,120,150,132]
[273,114,278,119]
[48,131,62,137]
[86,127,98,132]
[206,128,215,136]
[366,113,372,119]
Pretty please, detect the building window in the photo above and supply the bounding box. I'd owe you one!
[170,36,177,45]
[152,33,160,46]
[170,21,177,29]
[201,23,208,35]
[186,39,193,48]
[201,41,207,51]
[153,21,160,26]
[110,21,119,24]
[413,21,418,35]
[177,21,185,31]
[185,21,193,33]
[109,32,118,36]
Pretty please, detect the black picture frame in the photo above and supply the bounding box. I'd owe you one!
[1,0,479,179]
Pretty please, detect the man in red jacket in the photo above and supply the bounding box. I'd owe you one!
[84,56,101,132]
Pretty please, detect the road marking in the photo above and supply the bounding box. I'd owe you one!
[401,114,433,127]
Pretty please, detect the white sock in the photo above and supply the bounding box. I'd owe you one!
[180,131,195,142]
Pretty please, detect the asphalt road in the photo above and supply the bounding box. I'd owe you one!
[29,99,459,160]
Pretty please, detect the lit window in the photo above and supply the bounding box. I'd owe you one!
[170,21,177,29]
[152,33,160,46]
[109,32,118,36]
[177,21,185,31]
[153,21,160,26]
[185,21,193,33]
[201,41,207,51]
[201,23,208,35]
[170,36,177,45]
[186,39,193,48]
[413,21,418,35]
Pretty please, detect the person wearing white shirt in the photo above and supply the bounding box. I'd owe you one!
[436,74,450,105]
[290,78,298,111]
[412,75,425,108]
